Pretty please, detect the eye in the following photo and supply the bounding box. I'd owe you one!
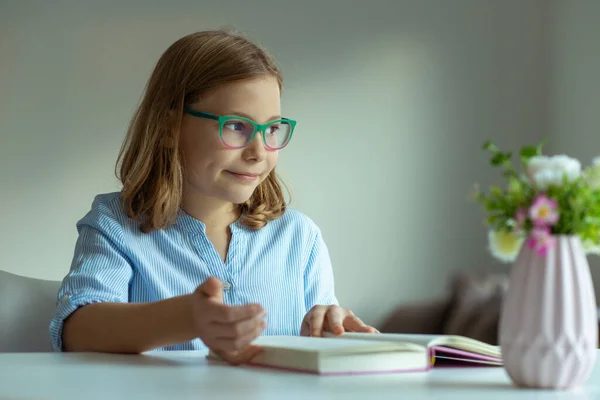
[224,121,246,132]
[266,124,280,135]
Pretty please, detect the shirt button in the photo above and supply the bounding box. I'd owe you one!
[60,294,70,302]
[222,281,231,290]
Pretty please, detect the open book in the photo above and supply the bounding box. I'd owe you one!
[208,333,502,375]
[331,332,502,366]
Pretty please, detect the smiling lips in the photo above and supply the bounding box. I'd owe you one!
[228,171,260,181]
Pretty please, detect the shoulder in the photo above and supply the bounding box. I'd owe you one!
[280,207,320,230]
[76,191,136,236]
[262,207,322,242]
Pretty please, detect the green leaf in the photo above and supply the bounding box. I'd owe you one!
[482,141,496,151]
[520,146,539,164]
[491,153,507,166]
[508,176,523,194]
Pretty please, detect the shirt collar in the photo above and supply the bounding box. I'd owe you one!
[174,208,246,235]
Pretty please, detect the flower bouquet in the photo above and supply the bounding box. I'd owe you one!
[472,140,600,390]
[473,140,600,262]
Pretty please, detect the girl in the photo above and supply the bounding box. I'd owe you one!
[49,29,377,364]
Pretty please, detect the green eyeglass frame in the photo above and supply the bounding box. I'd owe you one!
[183,109,297,150]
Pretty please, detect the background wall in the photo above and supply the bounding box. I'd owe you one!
[2,0,592,328]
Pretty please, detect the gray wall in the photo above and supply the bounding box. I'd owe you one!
[0,0,565,326]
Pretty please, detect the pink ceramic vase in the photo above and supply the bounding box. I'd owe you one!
[499,235,598,389]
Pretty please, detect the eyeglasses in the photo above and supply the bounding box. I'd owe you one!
[183,109,296,150]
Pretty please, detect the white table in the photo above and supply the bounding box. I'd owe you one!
[0,350,599,400]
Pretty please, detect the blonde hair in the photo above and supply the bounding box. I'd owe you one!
[116,30,287,233]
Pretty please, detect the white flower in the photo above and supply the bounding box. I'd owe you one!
[583,239,600,256]
[555,155,582,181]
[527,156,553,181]
[527,155,581,189]
[533,169,564,191]
[488,230,525,263]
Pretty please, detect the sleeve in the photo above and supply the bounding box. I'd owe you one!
[49,202,133,352]
[303,226,339,312]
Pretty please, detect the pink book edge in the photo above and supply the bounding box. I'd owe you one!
[430,346,503,368]
[431,346,502,362]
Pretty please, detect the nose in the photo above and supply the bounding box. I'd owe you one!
[242,130,268,162]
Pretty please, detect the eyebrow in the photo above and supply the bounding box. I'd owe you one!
[224,111,282,121]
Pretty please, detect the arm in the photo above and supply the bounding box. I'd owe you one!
[49,196,195,353]
[52,207,196,353]
[62,295,195,353]
[63,277,264,355]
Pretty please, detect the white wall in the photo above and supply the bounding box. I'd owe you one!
[1,0,548,326]
[547,0,600,298]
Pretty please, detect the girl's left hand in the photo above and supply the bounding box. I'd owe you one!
[300,305,380,337]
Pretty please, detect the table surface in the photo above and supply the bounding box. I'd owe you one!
[0,350,599,400]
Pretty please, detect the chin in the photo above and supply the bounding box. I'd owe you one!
[222,189,257,205]
[219,176,265,204]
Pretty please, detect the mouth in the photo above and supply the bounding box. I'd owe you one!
[227,171,260,181]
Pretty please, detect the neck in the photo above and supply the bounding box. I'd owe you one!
[181,192,240,231]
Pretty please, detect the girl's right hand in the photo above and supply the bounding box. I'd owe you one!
[188,277,266,364]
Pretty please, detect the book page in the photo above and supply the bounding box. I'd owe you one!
[328,332,442,348]
[328,332,501,358]
[429,336,501,358]
[253,335,425,354]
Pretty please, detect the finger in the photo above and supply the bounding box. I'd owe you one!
[214,345,263,366]
[211,321,266,352]
[198,277,224,302]
[342,315,371,332]
[325,306,345,335]
[352,324,379,334]
[213,312,266,339]
[306,306,328,337]
[300,319,311,336]
[342,326,379,333]
[210,303,264,324]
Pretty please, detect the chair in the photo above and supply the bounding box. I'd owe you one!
[0,269,61,352]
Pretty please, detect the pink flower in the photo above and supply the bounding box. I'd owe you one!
[527,226,556,256]
[529,194,559,226]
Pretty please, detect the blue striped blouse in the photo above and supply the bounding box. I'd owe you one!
[49,192,338,352]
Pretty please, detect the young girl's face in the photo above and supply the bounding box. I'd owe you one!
[179,76,281,206]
